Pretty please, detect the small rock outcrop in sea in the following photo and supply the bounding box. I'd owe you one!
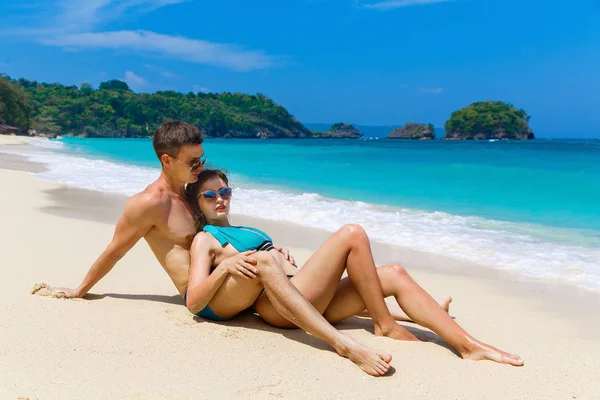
[387,123,435,140]
[443,101,535,140]
[311,123,363,139]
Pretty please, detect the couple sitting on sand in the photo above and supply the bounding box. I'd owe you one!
[35,121,523,376]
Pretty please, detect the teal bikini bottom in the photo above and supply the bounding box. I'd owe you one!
[183,274,295,322]
[183,290,233,322]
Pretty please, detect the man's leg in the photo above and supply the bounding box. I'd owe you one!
[323,264,523,366]
[251,251,392,377]
[357,297,453,322]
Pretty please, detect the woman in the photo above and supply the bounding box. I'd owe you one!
[184,169,523,372]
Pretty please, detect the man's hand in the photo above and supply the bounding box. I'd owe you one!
[275,246,297,267]
[30,283,83,299]
[219,250,259,280]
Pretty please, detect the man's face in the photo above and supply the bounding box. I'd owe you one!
[164,144,205,183]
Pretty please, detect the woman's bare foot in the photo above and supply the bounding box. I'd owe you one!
[336,337,393,376]
[461,340,524,366]
[375,322,420,341]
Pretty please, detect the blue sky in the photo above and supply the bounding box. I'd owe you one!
[1,0,599,137]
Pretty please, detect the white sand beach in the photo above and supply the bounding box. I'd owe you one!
[1,135,599,400]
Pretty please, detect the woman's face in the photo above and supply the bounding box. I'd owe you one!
[197,176,232,223]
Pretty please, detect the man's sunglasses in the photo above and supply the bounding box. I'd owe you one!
[199,187,233,201]
[166,154,207,172]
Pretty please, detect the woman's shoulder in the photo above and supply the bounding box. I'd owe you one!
[191,230,219,250]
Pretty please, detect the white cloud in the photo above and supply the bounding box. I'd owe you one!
[55,0,188,32]
[420,87,444,94]
[55,0,112,32]
[144,64,178,79]
[4,0,278,72]
[361,0,452,10]
[192,85,210,93]
[124,71,149,91]
[42,30,276,71]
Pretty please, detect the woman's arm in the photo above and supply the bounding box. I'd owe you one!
[185,232,230,314]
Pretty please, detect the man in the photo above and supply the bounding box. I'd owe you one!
[36,121,207,298]
[35,120,393,376]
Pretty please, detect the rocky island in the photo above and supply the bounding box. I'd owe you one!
[443,101,534,140]
[310,123,363,139]
[387,122,435,140]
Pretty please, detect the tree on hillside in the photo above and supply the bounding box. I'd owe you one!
[99,80,131,91]
[0,75,31,130]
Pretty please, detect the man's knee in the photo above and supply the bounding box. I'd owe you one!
[253,251,279,274]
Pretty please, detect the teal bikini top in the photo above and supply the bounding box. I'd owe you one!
[202,225,274,252]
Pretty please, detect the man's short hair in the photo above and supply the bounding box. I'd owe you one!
[153,121,204,162]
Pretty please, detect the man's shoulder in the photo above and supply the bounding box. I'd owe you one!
[126,183,171,215]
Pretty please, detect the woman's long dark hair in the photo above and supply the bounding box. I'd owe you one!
[184,168,229,231]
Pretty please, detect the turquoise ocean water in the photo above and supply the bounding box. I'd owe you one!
[10,137,600,290]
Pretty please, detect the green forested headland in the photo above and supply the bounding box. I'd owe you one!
[1,75,315,138]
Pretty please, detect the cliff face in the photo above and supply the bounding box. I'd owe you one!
[443,101,535,140]
[311,123,363,139]
[387,123,435,140]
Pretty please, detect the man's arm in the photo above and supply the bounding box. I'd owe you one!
[41,192,161,298]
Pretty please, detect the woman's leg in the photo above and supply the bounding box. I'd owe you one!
[323,264,523,366]
[190,253,392,376]
[254,224,418,340]
[249,251,392,376]
[255,223,523,366]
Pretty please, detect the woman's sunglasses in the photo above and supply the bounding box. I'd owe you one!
[199,187,233,201]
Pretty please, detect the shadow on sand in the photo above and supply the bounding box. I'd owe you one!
[85,291,459,368]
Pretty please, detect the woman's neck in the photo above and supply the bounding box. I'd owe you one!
[205,217,231,227]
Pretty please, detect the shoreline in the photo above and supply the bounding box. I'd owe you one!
[1,135,600,398]
[2,136,600,324]
[2,136,599,294]
[7,134,600,288]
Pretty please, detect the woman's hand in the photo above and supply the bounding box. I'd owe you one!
[219,250,259,280]
[275,246,297,267]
